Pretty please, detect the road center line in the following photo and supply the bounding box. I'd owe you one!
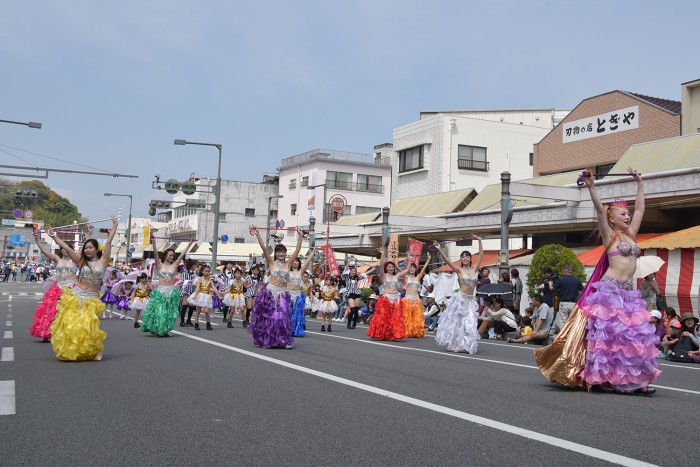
[6,314,12,318]
[1,347,14,362]
[5,321,11,327]
[0,380,16,415]
[171,330,656,467]
[3,331,12,339]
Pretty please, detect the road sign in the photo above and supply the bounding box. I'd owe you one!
[9,234,26,247]
[2,219,15,226]
[12,209,23,219]
[220,234,229,243]
[330,195,347,214]
[130,247,136,252]
[24,210,34,219]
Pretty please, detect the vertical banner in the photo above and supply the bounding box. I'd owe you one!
[143,225,151,245]
[387,233,399,263]
[321,244,340,277]
[408,239,423,267]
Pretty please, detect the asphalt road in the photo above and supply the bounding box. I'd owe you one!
[1,282,698,466]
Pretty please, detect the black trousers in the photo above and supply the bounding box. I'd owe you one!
[494,321,516,334]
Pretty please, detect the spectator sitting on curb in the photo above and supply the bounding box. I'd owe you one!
[491,297,517,340]
[657,321,681,359]
[423,293,440,331]
[663,307,679,332]
[508,295,553,344]
[649,310,666,341]
[665,313,699,362]
[360,294,377,324]
[477,296,495,337]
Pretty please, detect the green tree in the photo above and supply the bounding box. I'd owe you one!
[526,244,586,300]
[0,179,85,226]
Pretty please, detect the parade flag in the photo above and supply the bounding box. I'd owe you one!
[143,225,151,245]
[387,233,399,263]
[408,239,423,268]
[321,244,340,277]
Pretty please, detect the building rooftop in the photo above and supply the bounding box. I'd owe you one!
[624,91,682,115]
[391,189,476,217]
[280,148,390,168]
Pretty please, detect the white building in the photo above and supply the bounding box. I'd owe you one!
[276,149,392,234]
[391,109,568,201]
[157,174,280,246]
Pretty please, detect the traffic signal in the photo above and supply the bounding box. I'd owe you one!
[99,228,111,233]
[15,189,38,198]
[149,200,172,209]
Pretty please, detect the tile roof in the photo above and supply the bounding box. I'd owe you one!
[626,91,682,115]
[391,188,476,216]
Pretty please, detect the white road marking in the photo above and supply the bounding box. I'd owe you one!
[5,321,11,327]
[0,380,16,415]
[3,331,12,339]
[304,332,700,395]
[1,347,14,362]
[6,314,11,318]
[8,295,12,302]
[18,293,26,296]
[172,330,657,467]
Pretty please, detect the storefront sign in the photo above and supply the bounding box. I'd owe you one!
[562,105,639,143]
[165,215,198,235]
[387,233,399,263]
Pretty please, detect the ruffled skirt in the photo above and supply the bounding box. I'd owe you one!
[131,297,150,311]
[51,287,107,361]
[435,291,479,354]
[367,295,405,341]
[249,284,294,349]
[212,294,222,309]
[188,292,213,308]
[223,292,246,308]
[140,287,180,336]
[101,288,119,304]
[579,280,661,391]
[29,283,65,339]
[318,299,338,314]
[402,297,425,338]
[290,291,306,337]
[117,296,131,311]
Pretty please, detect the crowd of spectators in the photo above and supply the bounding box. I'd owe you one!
[1,261,51,283]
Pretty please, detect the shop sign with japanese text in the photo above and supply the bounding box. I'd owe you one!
[562,105,639,143]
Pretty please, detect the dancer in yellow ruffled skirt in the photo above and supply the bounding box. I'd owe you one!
[49,217,118,361]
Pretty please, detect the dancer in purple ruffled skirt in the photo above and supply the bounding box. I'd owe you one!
[248,226,303,349]
[579,167,661,395]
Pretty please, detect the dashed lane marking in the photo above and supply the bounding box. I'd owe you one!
[3,331,12,339]
[1,347,13,362]
[5,321,11,327]
[0,380,15,415]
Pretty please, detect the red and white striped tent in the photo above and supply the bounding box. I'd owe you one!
[638,226,700,316]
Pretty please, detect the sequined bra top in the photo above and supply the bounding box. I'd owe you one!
[458,268,478,288]
[405,279,421,292]
[135,285,149,298]
[383,275,400,290]
[158,267,178,282]
[270,263,290,286]
[607,240,641,258]
[230,280,244,295]
[199,278,212,294]
[78,261,104,287]
[288,272,303,287]
[300,281,312,295]
[56,258,77,282]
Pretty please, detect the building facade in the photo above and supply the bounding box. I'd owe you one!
[277,149,392,230]
[533,91,681,176]
[391,110,561,202]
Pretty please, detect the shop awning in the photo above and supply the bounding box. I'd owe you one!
[637,225,700,250]
[390,189,476,217]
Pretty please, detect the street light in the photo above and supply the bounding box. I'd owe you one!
[0,119,42,129]
[307,183,327,223]
[174,139,222,269]
[266,195,284,249]
[104,193,132,265]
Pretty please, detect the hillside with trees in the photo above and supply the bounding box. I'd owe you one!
[0,179,85,226]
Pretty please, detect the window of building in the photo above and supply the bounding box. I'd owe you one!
[326,203,351,221]
[457,145,489,171]
[355,206,381,215]
[234,237,245,244]
[289,178,296,189]
[529,152,534,166]
[595,163,615,179]
[270,209,277,219]
[399,146,423,173]
[357,174,383,193]
[326,171,353,190]
[245,208,255,217]
[291,203,297,215]
[301,176,308,187]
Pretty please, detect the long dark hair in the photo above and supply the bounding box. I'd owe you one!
[163,248,176,263]
[78,239,102,277]
[384,261,396,273]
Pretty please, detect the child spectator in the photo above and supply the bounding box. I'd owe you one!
[663,307,679,332]
[649,310,666,341]
[658,321,681,359]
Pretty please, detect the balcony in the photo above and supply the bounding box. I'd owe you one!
[458,159,489,172]
[325,180,385,194]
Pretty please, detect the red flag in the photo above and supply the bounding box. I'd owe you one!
[408,239,423,268]
[321,244,340,277]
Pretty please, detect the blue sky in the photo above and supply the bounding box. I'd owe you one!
[1,0,698,224]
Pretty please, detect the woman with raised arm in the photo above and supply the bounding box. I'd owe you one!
[432,235,483,353]
[402,254,432,338]
[248,227,303,348]
[341,257,371,329]
[367,247,410,341]
[537,168,660,395]
[29,233,77,341]
[49,217,118,361]
[140,238,194,337]
[287,247,316,337]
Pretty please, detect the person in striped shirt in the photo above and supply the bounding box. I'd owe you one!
[179,259,198,327]
[341,259,371,329]
[242,264,263,329]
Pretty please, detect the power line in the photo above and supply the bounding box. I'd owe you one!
[0,147,38,168]
[0,143,113,174]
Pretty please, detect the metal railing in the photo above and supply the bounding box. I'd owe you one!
[281,148,392,167]
[325,180,385,193]
[458,159,489,171]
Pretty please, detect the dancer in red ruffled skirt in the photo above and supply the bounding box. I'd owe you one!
[367,247,409,341]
